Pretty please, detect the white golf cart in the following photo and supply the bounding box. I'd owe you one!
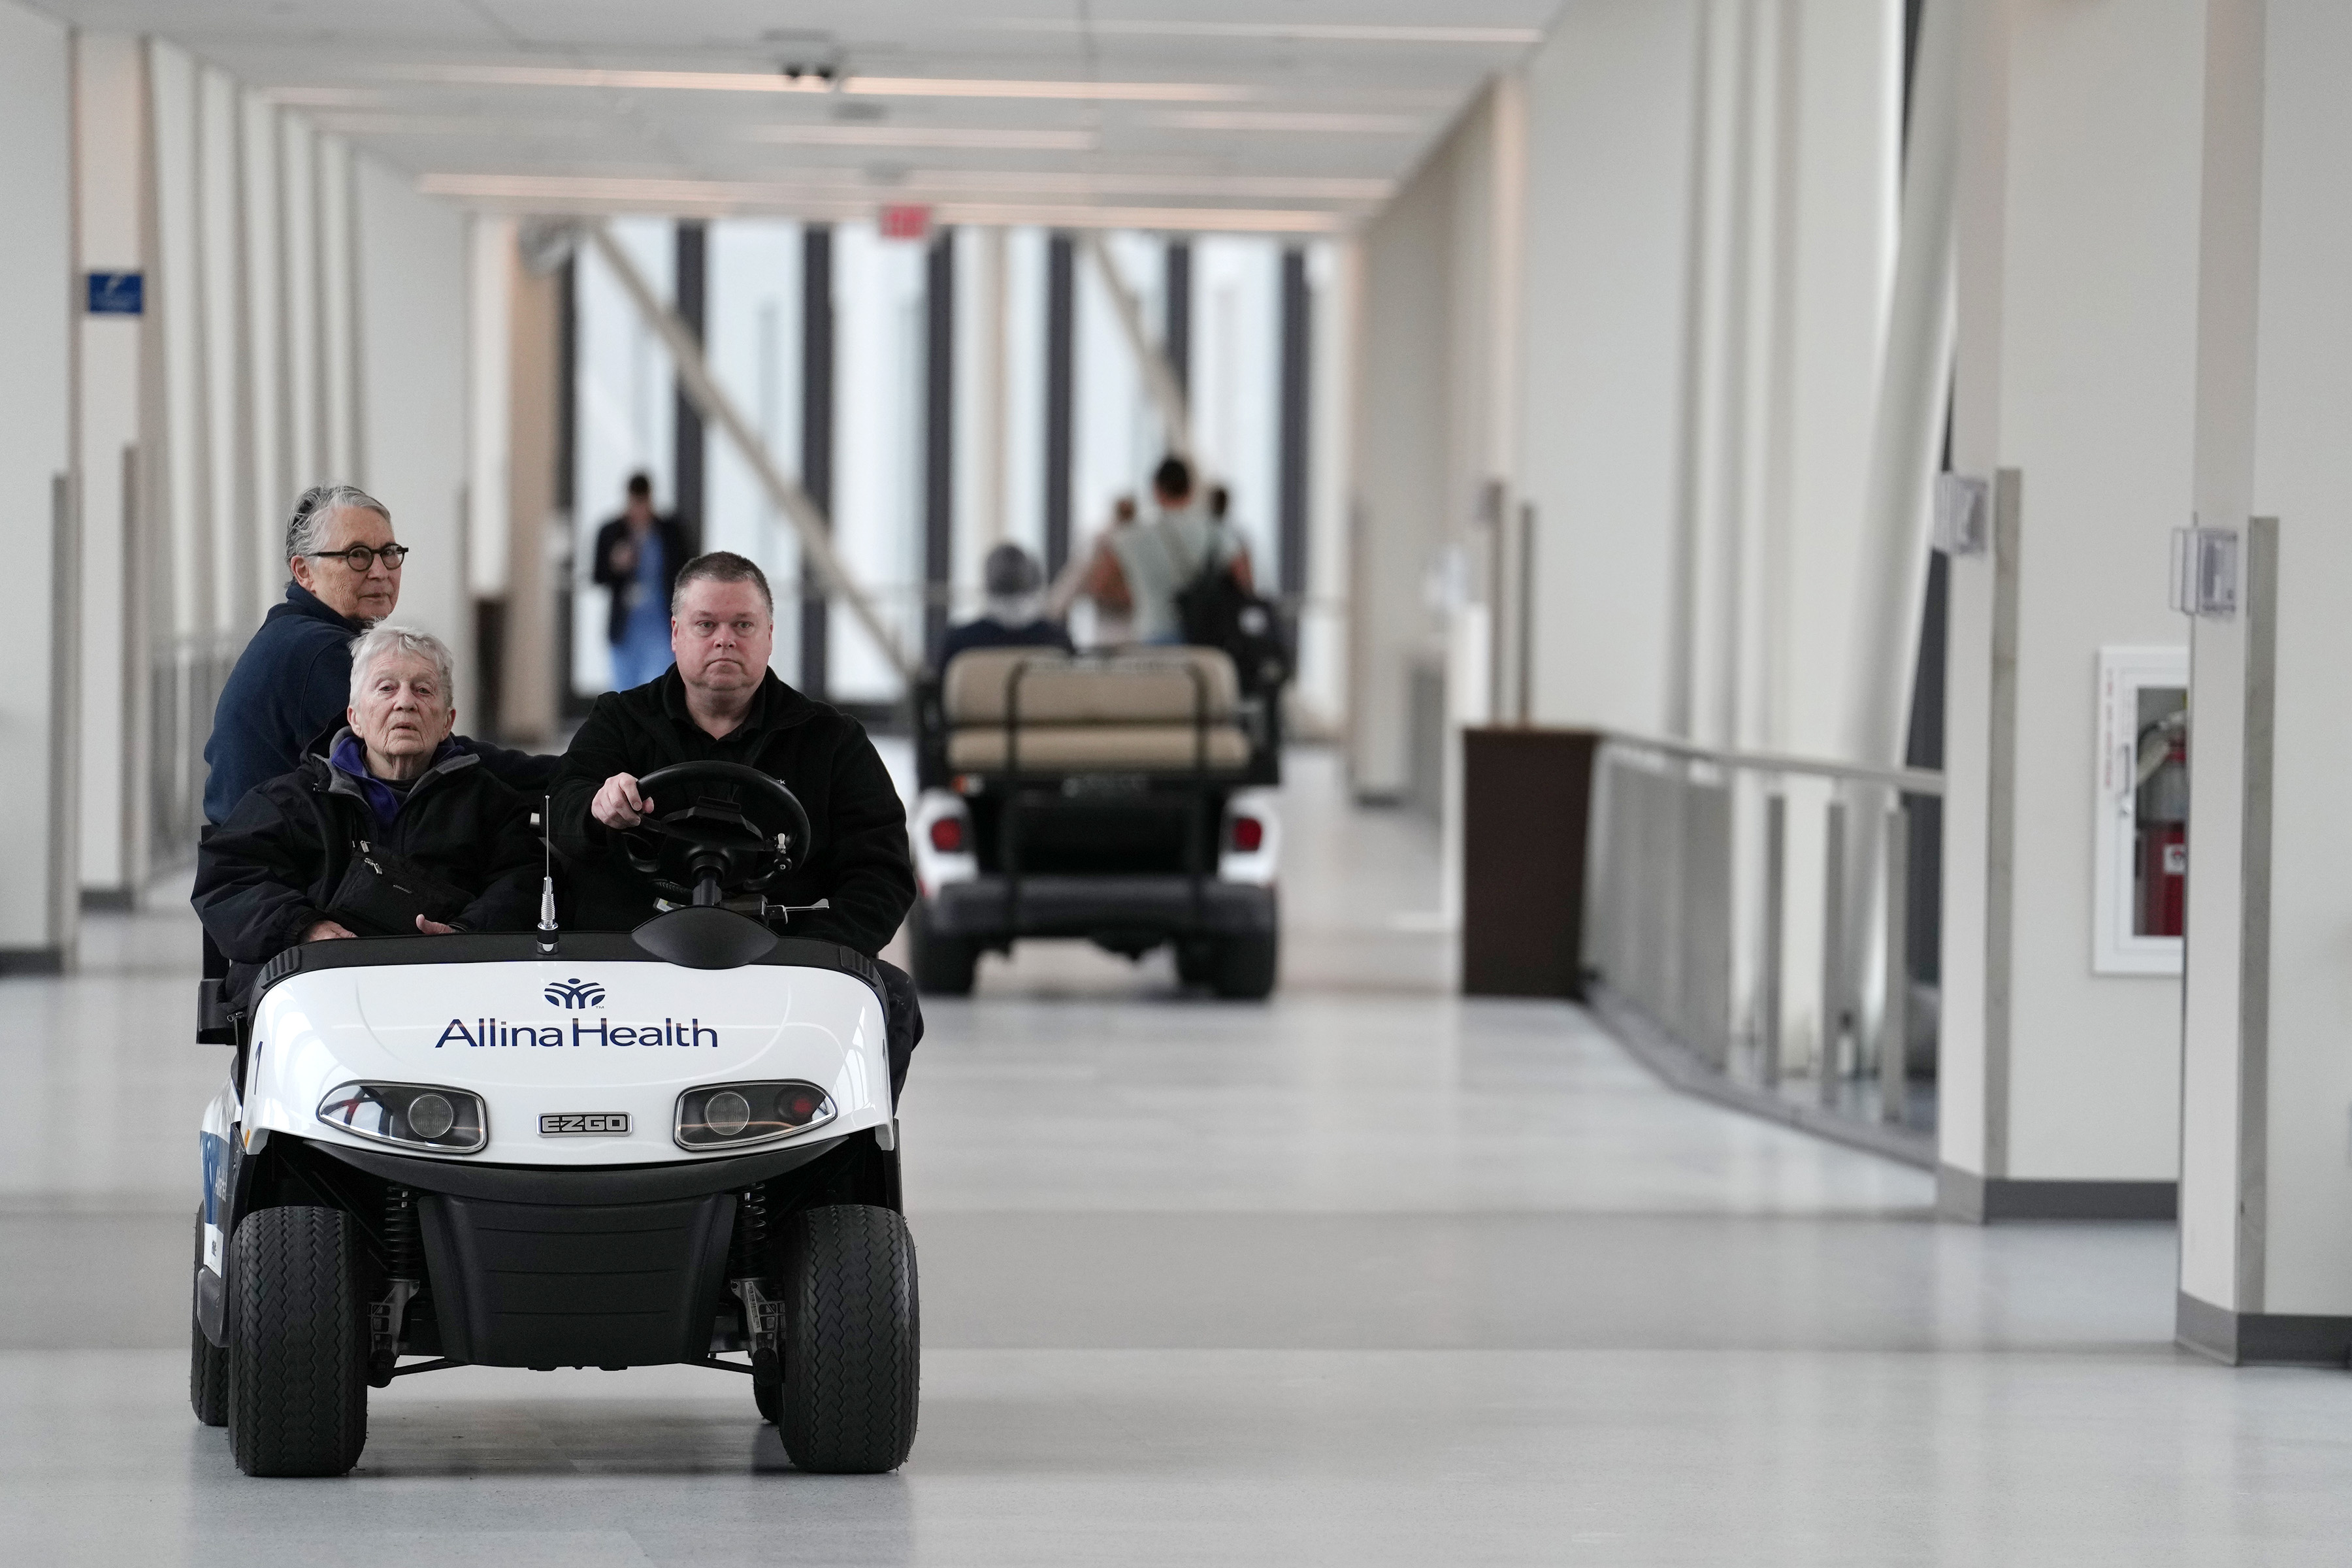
[189,762,917,1478]
[906,645,1281,997]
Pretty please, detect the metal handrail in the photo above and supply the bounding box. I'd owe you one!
[1597,729,1943,797]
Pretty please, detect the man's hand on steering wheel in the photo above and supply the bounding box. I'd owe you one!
[593,772,655,829]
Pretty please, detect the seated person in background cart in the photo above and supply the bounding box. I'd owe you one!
[939,543,1074,664]
[549,551,924,1094]
[193,627,542,999]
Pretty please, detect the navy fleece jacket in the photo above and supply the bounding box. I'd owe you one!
[202,581,557,824]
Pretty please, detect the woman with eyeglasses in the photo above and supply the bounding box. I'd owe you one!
[200,484,555,828]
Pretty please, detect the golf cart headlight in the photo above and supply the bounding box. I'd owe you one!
[674,1081,836,1150]
[318,1081,488,1154]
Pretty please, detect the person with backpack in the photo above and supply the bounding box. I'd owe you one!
[1082,455,1254,645]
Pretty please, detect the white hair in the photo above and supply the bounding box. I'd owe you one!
[287,483,391,562]
[348,625,455,708]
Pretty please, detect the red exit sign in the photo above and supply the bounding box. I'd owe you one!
[878,203,932,240]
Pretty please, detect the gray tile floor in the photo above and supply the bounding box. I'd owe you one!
[5,748,2348,1564]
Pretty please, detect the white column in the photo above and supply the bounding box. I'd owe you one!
[0,0,74,967]
[351,152,471,717]
[73,31,146,902]
[468,215,514,605]
[954,225,1008,600]
[1939,0,2210,1221]
[2176,0,2352,1363]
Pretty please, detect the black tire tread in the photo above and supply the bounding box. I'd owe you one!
[781,1203,919,1472]
[227,1205,368,1477]
[1211,928,1279,1000]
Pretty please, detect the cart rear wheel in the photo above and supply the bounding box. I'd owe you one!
[190,1212,228,1428]
[1174,938,1215,988]
[780,1204,919,1473]
[1211,929,1279,1000]
[909,903,977,996]
[227,1205,368,1477]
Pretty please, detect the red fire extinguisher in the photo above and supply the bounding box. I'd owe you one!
[2135,713,2188,938]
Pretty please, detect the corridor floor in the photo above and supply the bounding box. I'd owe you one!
[2,750,2346,1565]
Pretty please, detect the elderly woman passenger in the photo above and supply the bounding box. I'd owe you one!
[194,626,542,996]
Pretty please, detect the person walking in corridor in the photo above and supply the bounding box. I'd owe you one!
[593,471,696,691]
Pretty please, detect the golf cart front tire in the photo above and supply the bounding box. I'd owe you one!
[227,1205,368,1477]
[780,1204,920,1473]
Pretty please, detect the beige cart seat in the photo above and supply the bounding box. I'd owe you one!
[941,647,1251,773]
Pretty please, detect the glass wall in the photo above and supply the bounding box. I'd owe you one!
[567,219,1317,709]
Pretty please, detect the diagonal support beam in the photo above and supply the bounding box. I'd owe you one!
[583,221,917,682]
[1079,231,1196,463]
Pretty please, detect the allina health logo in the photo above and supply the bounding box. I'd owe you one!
[433,977,717,1050]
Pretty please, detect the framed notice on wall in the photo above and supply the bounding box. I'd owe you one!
[2093,645,2189,975]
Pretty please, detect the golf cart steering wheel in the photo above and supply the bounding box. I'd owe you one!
[619,761,813,907]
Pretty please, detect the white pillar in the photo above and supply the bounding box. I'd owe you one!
[2176,0,2352,1363]
[1938,0,2210,1221]
[0,0,74,968]
[72,31,146,903]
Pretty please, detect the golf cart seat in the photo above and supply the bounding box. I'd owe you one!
[939,647,1251,774]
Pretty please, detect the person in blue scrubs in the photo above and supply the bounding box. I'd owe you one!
[592,471,697,692]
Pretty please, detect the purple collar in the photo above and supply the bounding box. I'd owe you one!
[329,732,457,826]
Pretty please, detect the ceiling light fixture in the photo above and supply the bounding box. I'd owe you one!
[742,125,1098,151]
[365,64,1250,103]
[1151,110,1427,134]
[989,19,1545,46]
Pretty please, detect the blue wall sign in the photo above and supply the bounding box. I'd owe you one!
[86,271,143,316]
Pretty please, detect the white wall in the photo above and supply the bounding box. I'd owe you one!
[0,0,73,956]
[1942,0,2208,1194]
[353,153,473,722]
[1348,97,1487,796]
[74,31,145,896]
[2179,0,2352,1324]
[1514,0,1703,740]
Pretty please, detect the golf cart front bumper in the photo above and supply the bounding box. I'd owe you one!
[928,874,1275,942]
[318,1134,847,1369]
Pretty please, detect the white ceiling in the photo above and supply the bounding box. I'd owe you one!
[31,1,1562,231]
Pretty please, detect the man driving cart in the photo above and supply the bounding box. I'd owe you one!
[549,551,923,1094]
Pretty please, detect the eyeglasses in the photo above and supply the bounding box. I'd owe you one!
[310,544,410,572]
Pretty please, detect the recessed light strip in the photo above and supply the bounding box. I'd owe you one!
[990,19,1545,46]
[742,125,1099,151]
[366,65,1253,103]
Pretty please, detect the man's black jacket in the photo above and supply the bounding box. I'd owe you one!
[550,669,914,957]
[591,514,698,645]
[203,580,557,824]
[193,736,542,997]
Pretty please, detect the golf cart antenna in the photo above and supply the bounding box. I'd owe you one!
[536,794,559,954]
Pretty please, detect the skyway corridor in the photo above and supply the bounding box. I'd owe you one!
[0,750,2340,1564]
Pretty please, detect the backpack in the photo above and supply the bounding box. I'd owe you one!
[1173,525,1292,695]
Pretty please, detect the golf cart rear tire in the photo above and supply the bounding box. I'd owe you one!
[190,1211,228,1428]
[780,1204,919,1473]
[1174,939,1215,988]
[1211,930,1279,1000]
[909,904,977,996]
[227,1205,368,1477]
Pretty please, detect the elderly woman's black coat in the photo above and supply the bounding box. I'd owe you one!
[193,738,542,996]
